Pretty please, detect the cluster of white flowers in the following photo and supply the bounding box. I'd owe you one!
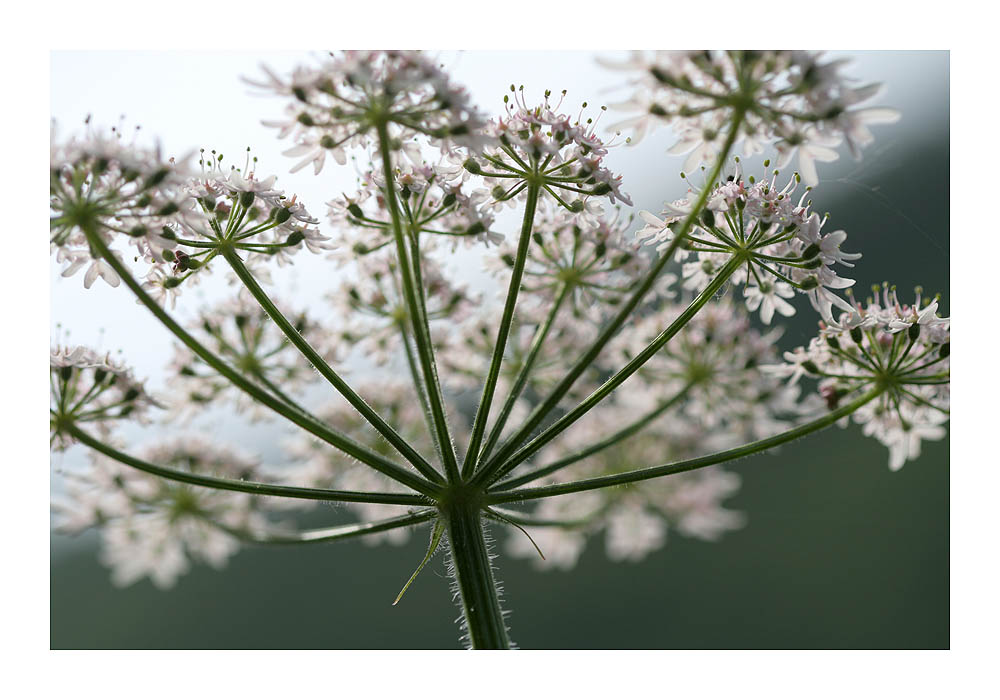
[53,437,268,588]
[327,158,500,258]
[50,345,159,449]
[604,51,900,185]
[166,293,336,419]
[464,87,632,209]
[484,202,674,322]
[769,284,950,469]
[248,50,491,174]
[50,121,203,289]
[636,164,859,322]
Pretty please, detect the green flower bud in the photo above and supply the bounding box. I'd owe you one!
[463,158,482,175]
[907,323,921,341]
[239,190,255,209]
[801,243,821,260]
[274,207,292,224]
[146,168,170,187]
[850,327,863,344]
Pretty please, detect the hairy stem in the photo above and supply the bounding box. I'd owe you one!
[444,500,511,649]
[463,180,541,478]
[223,247,443,486]
[377,120,460,482]
[224,510,438,545]
[483,255,743,486]
[495,382,694,490]
[488,387,883,504]
[68,424,431,506]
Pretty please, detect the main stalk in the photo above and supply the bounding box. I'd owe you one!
[442,492,511,649]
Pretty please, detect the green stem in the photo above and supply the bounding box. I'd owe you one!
[462,180,541,477]
[222,246,443,486]
[495,382,694,491]
[68,424,430,507]
[79,224,439,498]
[476,281,569,467]
[480,255,743,487]
[444,501,511,649]
[401,324,447,466]
[487,387,883,504]
[226,510,437,545]
[377,120,460,482]
[474,110,747,485]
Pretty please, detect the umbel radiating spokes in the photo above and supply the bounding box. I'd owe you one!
[51,51,939,650]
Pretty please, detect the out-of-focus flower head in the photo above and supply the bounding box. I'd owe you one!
[247,50,492,174]
[166,292,338,420]
[54,437,268,588]
[603,50,900,185]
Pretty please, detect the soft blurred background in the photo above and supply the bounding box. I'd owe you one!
[50,50,948,649]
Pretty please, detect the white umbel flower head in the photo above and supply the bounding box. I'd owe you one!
[767,283,949,470]
[50,345,159,449]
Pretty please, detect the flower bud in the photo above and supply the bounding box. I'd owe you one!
[700,208,714,228]
[239,191,255,209]
[274,207,292,224]
[850,327,863,344]
[907,323,921,341]
[801,243,821,260]
[346,203,364,219]
[286,231,305,246]
[463,158,482,175]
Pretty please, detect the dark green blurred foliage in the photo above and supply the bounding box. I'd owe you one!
[51,53,949,650]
